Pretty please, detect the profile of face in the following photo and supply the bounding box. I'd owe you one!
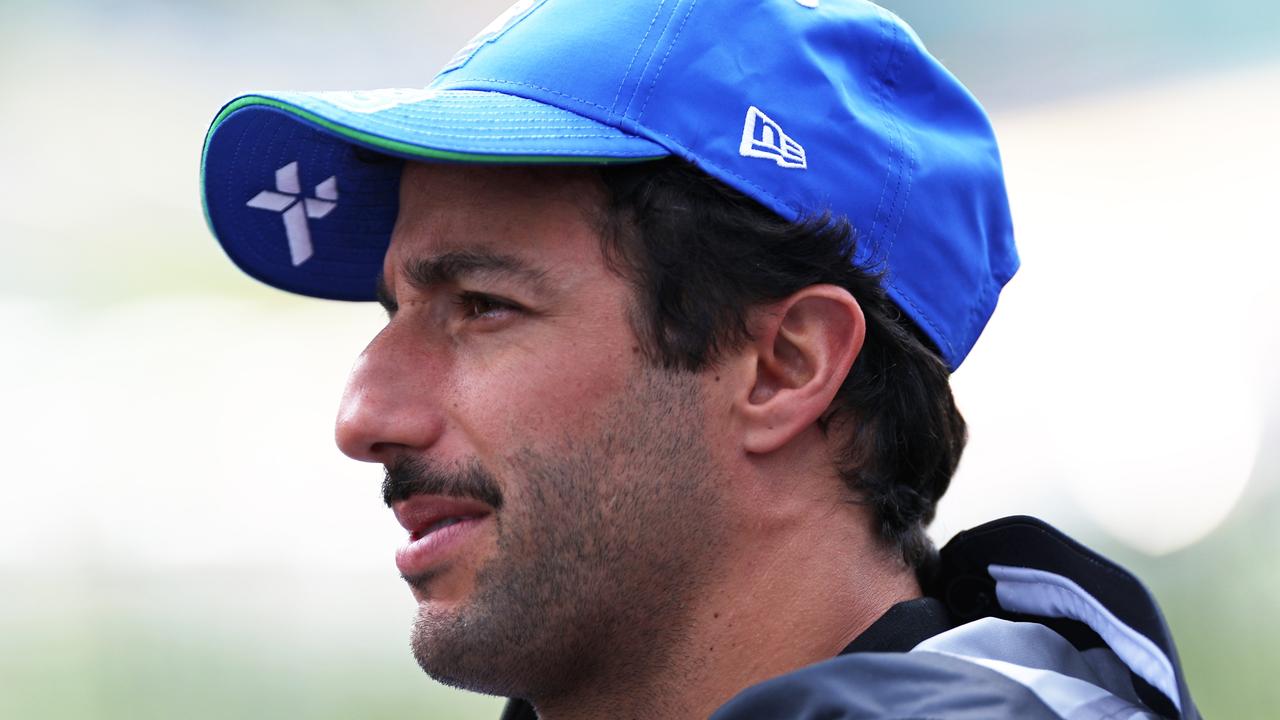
[334,162,729,701]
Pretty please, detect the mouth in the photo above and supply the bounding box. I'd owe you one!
[392,495,494,581]
[411,514,477,540]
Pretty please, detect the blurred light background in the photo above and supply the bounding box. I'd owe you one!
[1,0,1277,717]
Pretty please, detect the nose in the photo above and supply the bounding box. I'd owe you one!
[335,326,446,464]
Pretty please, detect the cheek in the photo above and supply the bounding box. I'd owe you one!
[449,327,640,459]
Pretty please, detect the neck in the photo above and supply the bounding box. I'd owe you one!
[530,484,921,720]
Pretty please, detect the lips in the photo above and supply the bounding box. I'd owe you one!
[392,495,493,580]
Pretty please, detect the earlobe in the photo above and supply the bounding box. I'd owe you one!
[740,286,865,455]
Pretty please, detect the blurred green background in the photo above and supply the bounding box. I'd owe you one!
[1,1,1277,718]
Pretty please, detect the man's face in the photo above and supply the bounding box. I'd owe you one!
[335,162,728,699]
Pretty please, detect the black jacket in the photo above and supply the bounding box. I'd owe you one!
[502,516,1201,719]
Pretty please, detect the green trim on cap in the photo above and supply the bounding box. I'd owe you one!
[198,93,667,249]
[204,95,668,165]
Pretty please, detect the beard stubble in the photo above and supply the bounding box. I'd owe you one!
[396,365,726,704]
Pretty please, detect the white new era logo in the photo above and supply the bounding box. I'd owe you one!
[246,161,339,266]
[739,106,807,170]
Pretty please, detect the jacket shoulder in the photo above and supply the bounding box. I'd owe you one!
[710,650,1064,720]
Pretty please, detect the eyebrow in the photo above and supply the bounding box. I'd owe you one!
[375,249,551,315]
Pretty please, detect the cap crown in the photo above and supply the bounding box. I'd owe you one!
[434,0,1018,368]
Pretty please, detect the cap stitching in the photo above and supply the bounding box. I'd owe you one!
[350,120,622,131]
[876,16,946,359]
[622,0,684,118]
[878,16,909,253]
[366,105,609,121]
[297,96,591,119]
[862,10,951,361]
[330,112,609,122]
[333,120,633,139]
[342,112,589,122]
[311,105,615,125]
[635,0,698,121]
[463,78,614,113]
[331,114,635,139]
[610,0,669,114]
[883,128,917,254]
[863,11,896,250]
[879,17,914,256]
[887,277,953,358]
[960,274,1001,363]
[336,107,596,119]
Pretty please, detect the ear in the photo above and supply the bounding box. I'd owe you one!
[739,285,865,455]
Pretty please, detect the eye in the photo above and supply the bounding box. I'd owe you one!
[454,291,520,321]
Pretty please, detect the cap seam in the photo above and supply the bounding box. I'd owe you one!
[961,272,1003,363]
[886,276,955,361]
[610,0,669,114]
[315,107,611,120]
[879,14,915,257]
[635,0,698,122]
[870,9,948,363]
[866,8,907,253]
[622,0,685,118]
[447,77,614,114]
[318,127,642,140]
[862,11,894,251]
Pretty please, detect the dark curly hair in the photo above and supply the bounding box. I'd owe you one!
[596,159,966,570]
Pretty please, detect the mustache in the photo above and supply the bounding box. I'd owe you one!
[382,457,504,511]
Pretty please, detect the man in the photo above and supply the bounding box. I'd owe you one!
[200,1,1201,718]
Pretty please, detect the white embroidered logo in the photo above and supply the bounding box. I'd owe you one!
[246,162,338,266]
[739,106,807,170]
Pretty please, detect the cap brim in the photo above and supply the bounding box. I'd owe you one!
[200,89,669,301]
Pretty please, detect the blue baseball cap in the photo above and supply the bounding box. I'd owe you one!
[201,0,1017,370]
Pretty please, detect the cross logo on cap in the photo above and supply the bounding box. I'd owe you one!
[246,161,339,266]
